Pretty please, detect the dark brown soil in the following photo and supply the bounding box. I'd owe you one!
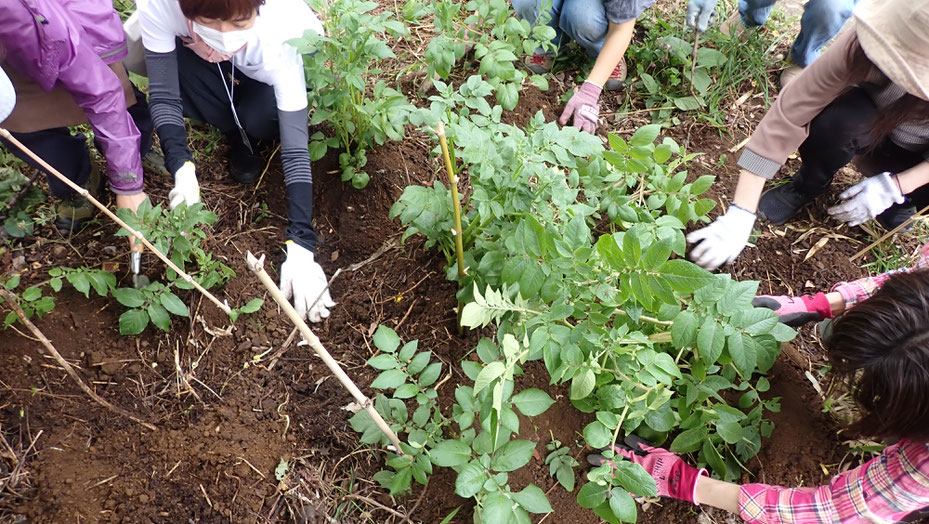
[4,18,925,524]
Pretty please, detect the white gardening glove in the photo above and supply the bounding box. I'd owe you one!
[686,205,756,271]
[168,161,200,210]
[827,172,904,227]
[686,0,720,33]
[279,242,335,323]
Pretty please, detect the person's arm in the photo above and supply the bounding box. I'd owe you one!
[586,20,635,88]
[143,49,194,175]
[278,109,317,253]
[699,440,929,523]
[623,439,929,524]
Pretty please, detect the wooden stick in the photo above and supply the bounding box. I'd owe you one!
[0,128,232,315]
[849,202,929,262]
[244,252,404,453]
[0,289,157,431]
[433,122,466,281]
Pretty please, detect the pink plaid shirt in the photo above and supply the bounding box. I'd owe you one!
[739,440,929,523]
[833,242,929,310]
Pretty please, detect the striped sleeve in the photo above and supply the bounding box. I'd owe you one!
[831,241,929,311]
[278,108,317,252]
[739,440,929,523]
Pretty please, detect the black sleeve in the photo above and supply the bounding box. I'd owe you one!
[278,108,317,252]
[144,48,193,175]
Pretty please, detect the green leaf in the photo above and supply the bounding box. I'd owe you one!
[671,310,697,348]
[394,383,419,399]
[511,388,555,416]
[418,362,442,387]
[673,96,702,111]
[716,420,744,444]
[408,351,431,374]
[641,239,672,270]
[239,298,263,313]
[697,318,725,365]
[491,440,535,472]
[613,461,658,497]
[113,287,145,308]
[669,426,707,454]
[373,325,402,352]
[577,482,608,509]
[4,275,21,290]
[583,421,612,449]
[430,440,472,467]
[513,484,553,514]
[702,439,727,478]
[49,277,63,292]
[696,47,727,67]
[398,340,418,362]
[630,124,660,147]
[736,308,780,335]
[148,303,171,332]
[370,369,407,389]
[389,466,412,495]
[609,488,637,523]
[118,308,149,335]
[367,354,398,370]
[728,332,757,376]
[474,361,506,395]
[482,491,517,522]
[21,286,41,302]
[570,368,596,400]
[455,462,485,498]
[160,291,189,317]
[718,281,758,316]
[658,259,714,293]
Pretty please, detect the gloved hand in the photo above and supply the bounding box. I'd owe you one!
[588,435,707,503]
[686,0,719,32]
[559,81,602,134]
[752,292,833,327]
[687,205,755,271]
[827,172,904,227]
[280,242,336,323]
[168,161,200,210]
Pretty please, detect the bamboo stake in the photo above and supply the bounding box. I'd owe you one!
[0,289,157,431]
[0,128,231,315]
[432,122,466,281]
[244,252,404,453]
[849,202,929,262]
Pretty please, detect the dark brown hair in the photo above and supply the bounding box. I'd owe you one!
[179,0,265,21]
[825,270,929,441]
[845,34,929,142]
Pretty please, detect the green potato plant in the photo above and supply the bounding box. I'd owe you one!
[291,0,415,188]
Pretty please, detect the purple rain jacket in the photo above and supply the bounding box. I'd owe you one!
[0,0,144,195]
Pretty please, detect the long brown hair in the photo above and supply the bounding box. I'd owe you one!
[845,34,929,142]
[825,270,929,441]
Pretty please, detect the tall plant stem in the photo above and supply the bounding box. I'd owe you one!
[245,252,405,453]
[0,128,232,316]
[432,122,466,282]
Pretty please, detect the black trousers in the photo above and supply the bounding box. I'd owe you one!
[2,83,153,199]
[793,87,929,209]
[174,41,279,142]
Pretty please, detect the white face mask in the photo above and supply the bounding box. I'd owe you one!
[192,22,253,54]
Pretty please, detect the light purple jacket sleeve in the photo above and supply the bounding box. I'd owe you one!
[0,0,144,195]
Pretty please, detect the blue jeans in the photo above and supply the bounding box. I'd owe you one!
[510,0,608,58]
[739,0,857,67]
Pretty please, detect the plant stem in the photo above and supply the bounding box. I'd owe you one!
[433,122,466,282]
[613,308,673,326]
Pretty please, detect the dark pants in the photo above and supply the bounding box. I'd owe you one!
[793,87,929,209]
[2,83,153,199]
[174,41,279,142]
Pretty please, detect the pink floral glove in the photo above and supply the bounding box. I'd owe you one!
[588,436,707,503]
[751,292,833,327]
[559,81,602,134]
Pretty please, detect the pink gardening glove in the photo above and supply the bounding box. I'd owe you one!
[751,292,833,327]
[588,436,706,503]
[559,81,602,134]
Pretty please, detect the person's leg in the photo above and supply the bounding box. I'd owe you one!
[128,82,154,157]
[3,128,98,233]
[558,0,608,57]
[4,128,92,199]
[511,0,567,51]
[234,72,279,141]
[758,87,877,224]
[738,0,778,27]
[789,0,857,67]
[792,88,877,196]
